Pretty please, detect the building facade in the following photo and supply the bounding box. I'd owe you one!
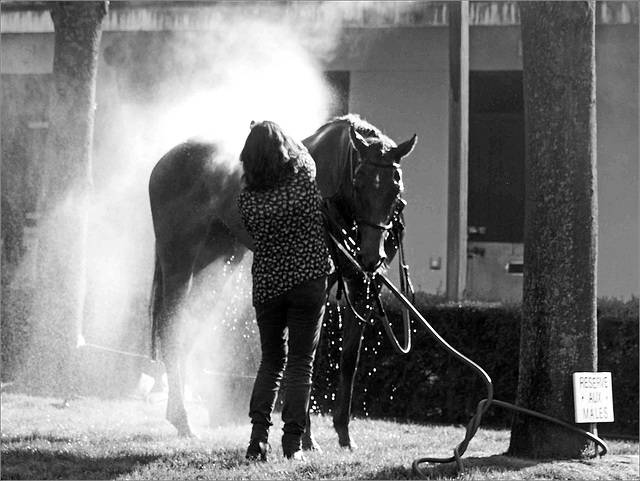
[2,1,638,302]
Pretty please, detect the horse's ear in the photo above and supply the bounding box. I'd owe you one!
[250,120,257,129]
[349,125,369,157]
[394,134,417,161]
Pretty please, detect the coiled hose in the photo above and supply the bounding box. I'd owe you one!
[376,273,608,477]
[326,230,608,475]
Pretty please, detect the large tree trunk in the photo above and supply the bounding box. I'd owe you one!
[508,1,597,458]
[21,1,108,396]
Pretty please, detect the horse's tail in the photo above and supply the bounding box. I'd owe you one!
[149,247,163,361]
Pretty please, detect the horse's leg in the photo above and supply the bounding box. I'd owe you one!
[157,227,211,437]
[333,305,365,449]
[190,221,246,427]
[159,267,195,437]
[302,272,343,453]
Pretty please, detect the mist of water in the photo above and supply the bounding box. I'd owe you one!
[63,8,345,428]
[83,13,337,425]
[9,1,433,427]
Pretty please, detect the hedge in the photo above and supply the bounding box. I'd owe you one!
[312,294,639,438]
[3,281,637,437]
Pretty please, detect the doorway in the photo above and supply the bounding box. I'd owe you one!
[466,70,525,301]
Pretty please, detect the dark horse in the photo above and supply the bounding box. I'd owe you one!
[149,114,417,449]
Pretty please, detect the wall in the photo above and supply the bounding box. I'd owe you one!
[1,33,54,74]
[467,24,638,300]
[320,21,638,300]
[595,24,639,300]
[467,26,524,301]
[1,5,638,300]
[325,26,450,294]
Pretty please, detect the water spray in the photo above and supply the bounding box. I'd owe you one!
[76,333,152,360]
[326,227,609,477]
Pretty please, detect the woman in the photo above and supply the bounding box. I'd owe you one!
[238,120,332,461]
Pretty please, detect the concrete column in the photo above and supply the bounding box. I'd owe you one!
[446,1,469,301]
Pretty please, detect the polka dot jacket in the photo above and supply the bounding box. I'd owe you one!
[238,153,333,306]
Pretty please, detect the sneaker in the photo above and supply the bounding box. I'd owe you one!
[245,440,269,462]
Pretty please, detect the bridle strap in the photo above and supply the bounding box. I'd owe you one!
[321,137,413,338]
[357,161,401,170]
[355,195,404,231]
[350,148,404,232]
[394,210,415,304]
[322,200,366,315]
[324,222,414,354]
[322,199,415,353]
[355,218,393,231]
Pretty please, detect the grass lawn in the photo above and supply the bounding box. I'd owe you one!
[1,391,638,480]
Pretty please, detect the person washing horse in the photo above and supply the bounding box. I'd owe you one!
[237,120,333,461]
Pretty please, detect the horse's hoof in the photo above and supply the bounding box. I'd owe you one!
[339,439,358,450]
[335,426,357,450]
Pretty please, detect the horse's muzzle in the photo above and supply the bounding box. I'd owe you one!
[357,252,387,274]
[356,226,388,273]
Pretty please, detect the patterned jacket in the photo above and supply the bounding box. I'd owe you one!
[238,153,333,306]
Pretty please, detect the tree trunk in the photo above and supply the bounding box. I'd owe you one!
[21,1,108,396]
[508,1,597,458]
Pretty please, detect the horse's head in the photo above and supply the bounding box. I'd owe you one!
[349,126,417,273]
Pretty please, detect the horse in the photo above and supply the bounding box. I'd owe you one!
[148,114,417,449]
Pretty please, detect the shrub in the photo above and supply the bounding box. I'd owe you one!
[313,294,639,437]
[352,296,521,427]
[597,297,639,437]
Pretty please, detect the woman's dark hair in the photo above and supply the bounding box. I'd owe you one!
[240,120,307,191]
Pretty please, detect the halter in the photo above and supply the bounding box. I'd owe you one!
[321,139,415,341]
[322,204,414,354]
[353,161,405,231]
[349,145,405,233]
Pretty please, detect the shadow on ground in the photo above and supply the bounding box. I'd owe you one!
[386,453,640,480]
[363,454,541,480]
[1,440,163,480]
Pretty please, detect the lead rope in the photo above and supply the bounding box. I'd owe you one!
[323,222,608,476]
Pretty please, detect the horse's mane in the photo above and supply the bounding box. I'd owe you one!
[330,114,395,149]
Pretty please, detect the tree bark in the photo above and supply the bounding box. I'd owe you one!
[21,1,108,395]
[508,1,597,458]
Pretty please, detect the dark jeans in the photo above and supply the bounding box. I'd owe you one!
[248,276,327,443]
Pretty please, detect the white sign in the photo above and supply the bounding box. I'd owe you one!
[573,372,614,423]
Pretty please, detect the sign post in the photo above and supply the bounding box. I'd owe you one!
[572,372,614,424]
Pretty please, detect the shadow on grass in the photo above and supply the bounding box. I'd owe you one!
[451,454,539,476]
[365,454,541,479]
[1,444,163,480]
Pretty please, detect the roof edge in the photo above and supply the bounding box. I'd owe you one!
[1,1,637,34]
